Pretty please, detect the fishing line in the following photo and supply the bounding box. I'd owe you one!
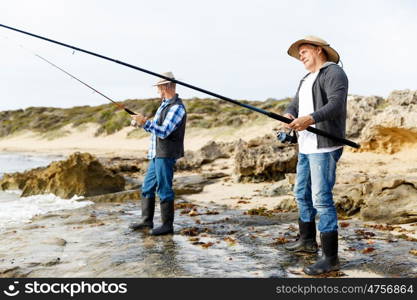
[0,34,137,115]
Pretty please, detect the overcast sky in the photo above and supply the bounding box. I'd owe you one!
[0,0,416,110]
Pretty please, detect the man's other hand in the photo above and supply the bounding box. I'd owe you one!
[287,115,315,131]
[284,113,295,129]
[131,114,148,127]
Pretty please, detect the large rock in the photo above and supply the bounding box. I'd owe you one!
[176,141,232,170]
[334,175,417,224]
[355,90,417,154]
[334,183,366,216]
[100,157,149,176]
[173,175,209,195]
[274,196,298,211]
[0,152,125,199]
[346,95,385,138]
[360,176,417,224]
[387,89,417,106]
[233,134,298,182]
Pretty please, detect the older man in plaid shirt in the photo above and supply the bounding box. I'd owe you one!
[129,72,186,235]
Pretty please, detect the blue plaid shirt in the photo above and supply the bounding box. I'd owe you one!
[143,98,186,159]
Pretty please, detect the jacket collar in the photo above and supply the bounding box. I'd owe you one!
[319,61,336,70]
[163,93,179,105]
[301,61,336,81]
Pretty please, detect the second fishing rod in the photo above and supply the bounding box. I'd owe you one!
[0,23,360,149]
[35,54,137,115]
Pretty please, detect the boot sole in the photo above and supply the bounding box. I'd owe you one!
[129,225,153,231]
[151,230,174,236]
[285,247,318,254]
[303,265,340,276]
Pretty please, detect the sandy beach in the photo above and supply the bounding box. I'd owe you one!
[0,119,280,157]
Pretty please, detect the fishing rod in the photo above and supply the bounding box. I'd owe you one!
[0,23,360,148]
[34,54,137,115]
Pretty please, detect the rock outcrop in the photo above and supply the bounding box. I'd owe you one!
[346,95,385,138]
[100,157,149,176]
[0,152,125,199]
[354,90,417,154]
[176,141,232,170]
[334,175,417,224]
[233,134,298,182]
[173,175,209,195]
[360,178,417,224]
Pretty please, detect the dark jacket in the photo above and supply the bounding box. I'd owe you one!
[285,62,348,148]
[155,95,187,158]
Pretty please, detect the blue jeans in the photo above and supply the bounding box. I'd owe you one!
[141,158,176,203]
[294,148,343,233]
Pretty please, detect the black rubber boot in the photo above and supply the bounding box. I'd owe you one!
[284,219,318,253]
[303,231,340,275]
[151,201,174,236]
[129,197,155,231]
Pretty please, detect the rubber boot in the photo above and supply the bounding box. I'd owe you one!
[303,231,340,275]
[151,201,174,236]
[284,219,318,253]
[129,197,155,230]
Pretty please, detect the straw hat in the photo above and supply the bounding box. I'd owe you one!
[287,36,340,63]
[153,71,175,86]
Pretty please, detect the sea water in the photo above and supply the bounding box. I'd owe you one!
[0,152,93,232]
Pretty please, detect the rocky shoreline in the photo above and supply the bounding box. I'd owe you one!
[1,89,417,277]
[0,143,417,277]
[0,197,416,278]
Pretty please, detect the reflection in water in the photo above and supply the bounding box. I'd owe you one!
[140,234,181,277]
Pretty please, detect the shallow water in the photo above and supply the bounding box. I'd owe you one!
[0,152,62,177]
[0,192,92,232]
[1,199,415,278]
[0,152,93,232]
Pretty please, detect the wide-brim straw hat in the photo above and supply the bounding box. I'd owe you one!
[153,71,175,86]
[287,36,340,64]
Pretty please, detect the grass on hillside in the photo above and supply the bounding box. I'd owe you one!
[0,97,291,138]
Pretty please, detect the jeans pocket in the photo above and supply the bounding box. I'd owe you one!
[330,148,343,164]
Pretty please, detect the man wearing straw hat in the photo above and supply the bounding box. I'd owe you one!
[129,72,187,236]
[283,36,348,275]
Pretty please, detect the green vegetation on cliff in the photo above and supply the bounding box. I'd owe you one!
[0,97,291,137]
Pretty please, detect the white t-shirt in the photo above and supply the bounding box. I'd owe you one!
[297,71,342,154]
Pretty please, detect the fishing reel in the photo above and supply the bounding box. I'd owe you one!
[277,129,298,144]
